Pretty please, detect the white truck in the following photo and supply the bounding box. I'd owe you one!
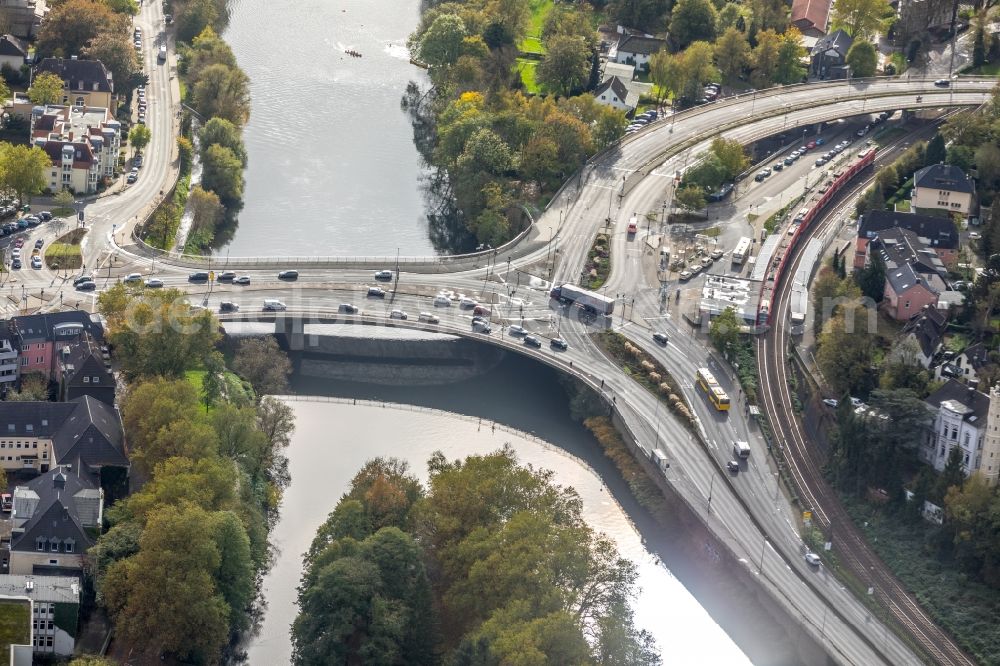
[550,284,615,315]
[733,440,751,459]
[652,449,670,472]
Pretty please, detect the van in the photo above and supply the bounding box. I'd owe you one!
[0,493,11,512]
[262,299,286,311]
[733,441,751,459]
[157,44,167,62]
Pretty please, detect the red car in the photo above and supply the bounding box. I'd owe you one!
[13,238,23,248]
[807,140,817,149]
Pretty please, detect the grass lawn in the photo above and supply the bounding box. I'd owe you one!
[895,199,911,212]
[518,0,553,53]
[964,61,1000,76]
[517,59,541,94]
[44,228,87,270]
[0,601,30,654]
[185,369,255,407]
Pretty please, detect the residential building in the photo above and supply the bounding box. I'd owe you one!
[854,209,959,269]
[911,163,975,216]
[33,57,114,110]
[810,29,853,79]
[0,395,127,475]
[869,228,948,320]
[6,311,105,381]
[29,105,121,193]
[0,337,17,386]
[612,34,667,71]
[593,76,637,112]
[900,306,947,368]
[57,337,114,405]
[0,0,42,39]
[936,342,993,384]
[0,575,80,657]
[791,0,832,37]
[896,0,952,46]
[0,34,28,70]
[922,380,988,475]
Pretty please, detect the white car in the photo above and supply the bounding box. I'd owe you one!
[123,273,142,283]
[262,299,287,311]
[969,231,982,240]
[679,270,692,281]
[459,297,478,309]
[30,256,42,269]
[418,312,440,323]
[433,294,451,307]
[145,278,164,288]
[389,309,408,320]
[804,552,822,567]
[823,398,839,408]
[507,324,527,336]
[234,276,251,285]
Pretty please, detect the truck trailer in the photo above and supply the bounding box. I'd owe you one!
[550,284,615,315]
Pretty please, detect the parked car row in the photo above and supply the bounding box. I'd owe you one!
[625,109,659,134]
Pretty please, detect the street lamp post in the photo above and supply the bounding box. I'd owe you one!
[708,474,716,513]
[758,537,768,574]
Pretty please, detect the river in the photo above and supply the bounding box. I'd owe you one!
[244,398,752,665]
[222,0,434,257]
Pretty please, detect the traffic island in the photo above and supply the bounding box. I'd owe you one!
[592,329,697,432]
[44,228,86,270]
[585,232,611,289]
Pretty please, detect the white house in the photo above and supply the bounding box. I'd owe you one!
[612,34,667,71]
[922,380,989,475]
[911,163,975,216]
[0,34,27,71]
[593,76,637,112]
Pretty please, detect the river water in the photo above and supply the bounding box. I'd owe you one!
[244,398,752,665]
[222,0,434,257]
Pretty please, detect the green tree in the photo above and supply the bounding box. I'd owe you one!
[199,117,247,165]
[177,136,194,172]
[201,143,245,207]
[592,107,627,149]
[751,29,781,87]
[188,185,224,237]
[231,336,292,396]
[9,371,50,401]
[175,0,223,43]
[975,142,1000,189]
[0,143,53,203]
[35,0,125,59]
[418,13,467,70]
[925,133,946,166]
[456,128,517,175]
[714,27,750,84]
[857,246,885,302]
[710,137,748,180]
[816,302,875,396]
[191,63,251,126]
[831,0,892,38]
[775,29,807,83]
[27,71,64,105]
[101,504,231,664]
[675,184,706,210]
[670,0,718,49]
[129,124,151,155]
[749,0,789,31]
[648,49,671,107]
[609,0,667,32]
[83,31,139,91]
[69,658,115,666]
[201,350,226,410]
[210,510,255,632]
[537,35,591,96]
[709,307,741,356]
[845,39,878,77]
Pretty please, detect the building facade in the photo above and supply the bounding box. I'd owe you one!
[34,57,114,110]
[0,575,80,657]
[29,105,120,194]
[911,164,975,216]
[922,380,988,475]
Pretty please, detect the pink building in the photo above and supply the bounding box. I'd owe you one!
[6,312,104,380]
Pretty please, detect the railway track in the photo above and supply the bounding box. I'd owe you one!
[755,133,976,666]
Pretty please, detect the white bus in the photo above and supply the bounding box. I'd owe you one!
[732,237,752,265]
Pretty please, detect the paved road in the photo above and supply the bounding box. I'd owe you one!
[6,76,995,664]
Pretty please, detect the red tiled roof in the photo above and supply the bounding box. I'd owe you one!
[791,0,831,31]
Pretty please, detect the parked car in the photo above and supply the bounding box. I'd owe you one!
[772,162,784,171]
[969,231,982,240]
[30,257,41,269]
[806,141,817,149]
[34,239,44,249]
[126,171,138,184]
[10,259,20,270]
[707,183,734,202]
[822,398,839,408]
[804,552,822,566]
[134,154,143,168]
[145,278,164,288]
[507,324,527,336]
[710,249,724,260]
[339,303,359,314]
[815,157,828,166]
[219,301,239,313]
[550,338,569,350]
[783,156,795,166]
[37,211,52,222]
[374,270,393,280]
[278,270,299,280]
[679,270,692,281]
[523,335,542,348]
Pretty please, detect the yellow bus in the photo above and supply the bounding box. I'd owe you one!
[695,367,731,411]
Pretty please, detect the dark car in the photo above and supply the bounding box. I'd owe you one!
[278,270,299,280]
[726,460,740,474]
[37,211,52,222]
[934,78,950,87]
[523,335,542,348]
[189,271,209,282]
[11,259,20,270]
[653,332,669,345]
[550,338,569,350]
[707,183,734,202]
[73,274,94,286]
[219,301,239,313]
[339,303,359,314]
[75,280,97,291]
[217,271,236,281]
[34,239,43,249]
[367,287,386,298]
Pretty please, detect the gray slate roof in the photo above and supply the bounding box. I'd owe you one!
[926,378,990,423]
[812,29,853,56]
[594,76,631,104]
[9,311,103,343]
[0,396,126,468]
[914,163,974,195]
[859,210,958,250]
[885,261,937,297]
[616,34,667,56]
[904,307,947,358]
[873,226,947,277]
[17,467,101,529]
[0,34,27,59]
[35,57,113,94]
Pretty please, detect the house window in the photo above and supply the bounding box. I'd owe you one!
[35,357,42,364]
[40,419,47,427]
[50,541,59,552]
[24,425,31,432]
[48,560,56,565]
[64,540,74,553]
[83,376,89,383]
[46,636,52,647]
[92,376,99,384]
[904,300,910,309]
[965,432,971,446]
[36,539,44,552]
[75,96,85,106]
[19,358,26,366]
